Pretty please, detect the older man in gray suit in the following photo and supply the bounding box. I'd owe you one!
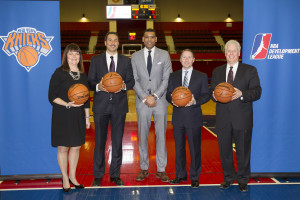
[131,29,172,182]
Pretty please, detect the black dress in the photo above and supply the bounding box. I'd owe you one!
[48,68,90,147]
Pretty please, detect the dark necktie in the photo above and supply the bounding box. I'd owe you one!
[110,56,115,72]
[109,56,115,100]
[183,71,189,87]
[227,66,233,84]
[147,50,152,76]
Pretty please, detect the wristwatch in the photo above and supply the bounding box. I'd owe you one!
[66,103,71,109]
[152,94,158,101]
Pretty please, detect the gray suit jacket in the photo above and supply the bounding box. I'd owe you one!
[131,47,172,108]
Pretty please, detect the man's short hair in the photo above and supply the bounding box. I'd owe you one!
[180,49,195,58]
[225,40,241,52]
[104,32,119,41]
[143,28,156,36]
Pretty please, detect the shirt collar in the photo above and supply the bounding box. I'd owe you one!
[227,62,239,70]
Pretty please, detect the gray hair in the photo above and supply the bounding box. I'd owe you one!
[225,40,241,52]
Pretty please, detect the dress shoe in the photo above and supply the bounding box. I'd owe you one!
[110,177,124,186]
[136,170,149,181]
[62,180,71,193]
[239,183,248,192]
[69,179,84,189]
[156,172,170,182]
[219,181,234,189]
[169,177,187,184]
[191,180,199,188]
[92,178,102,187]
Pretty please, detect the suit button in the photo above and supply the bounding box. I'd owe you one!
[149,79,151,81]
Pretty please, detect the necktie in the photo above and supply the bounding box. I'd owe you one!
[109,56,115,100]
[183,71,189,87]
[227,66,233,84]
[110,56,115,72]
[147,50,152,76]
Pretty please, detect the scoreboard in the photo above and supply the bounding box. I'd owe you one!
[131,4,156,20]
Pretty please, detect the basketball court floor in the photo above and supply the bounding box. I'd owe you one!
[1,91,300,199]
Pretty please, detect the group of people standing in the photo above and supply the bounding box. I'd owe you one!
[48,29,261,193]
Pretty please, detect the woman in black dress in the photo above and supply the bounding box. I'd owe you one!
[48,43,90,192]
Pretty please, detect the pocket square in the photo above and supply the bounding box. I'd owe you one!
[157,62,162,65]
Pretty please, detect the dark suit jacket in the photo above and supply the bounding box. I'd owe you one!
[166,69,210,128]
[88,53,135,115]
[210,63,262,130]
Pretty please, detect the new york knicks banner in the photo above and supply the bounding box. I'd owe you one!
[0,1,61,177]
[243,0,300,174]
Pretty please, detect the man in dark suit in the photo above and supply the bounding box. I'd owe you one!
[166,49,210,188]
[210,40,261,192]
[88,32,135,186]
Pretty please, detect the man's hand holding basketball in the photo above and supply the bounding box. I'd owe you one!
[98,78,108,92]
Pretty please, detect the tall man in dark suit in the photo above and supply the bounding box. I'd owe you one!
[131,29,172,182]
[88,32,135,186]
[166,49,210,188]
[211,40,261,192]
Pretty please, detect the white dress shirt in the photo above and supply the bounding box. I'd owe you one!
[226,62,238,83]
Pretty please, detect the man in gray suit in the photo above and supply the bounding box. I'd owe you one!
[131,29,172,182]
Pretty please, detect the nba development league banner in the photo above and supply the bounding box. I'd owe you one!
[0,1,61,176]
[243,0,300,174]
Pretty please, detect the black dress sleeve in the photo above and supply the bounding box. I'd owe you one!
[48,68,62,105]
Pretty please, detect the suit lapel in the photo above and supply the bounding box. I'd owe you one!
[176,70,183,87]
[188,69,196,89]
[138,50,149,76]
[101,53,109,73]
[233,63,243,86]
[116,54,122,74]
[220,64,227,83]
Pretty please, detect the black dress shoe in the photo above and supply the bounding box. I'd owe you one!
[191,180,199,188]
[170,177,187,184]
[69,179,85,189]
[239,183,248,192]
[92,178,102,187]
[62,180,71,193]
[110,177,124,186]
[219,181,233,189]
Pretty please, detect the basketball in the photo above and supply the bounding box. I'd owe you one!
[102,72,123,92]
[68,83,89,105]
[214,82,235,103]
[17,46,39,67]
[171,86,192,107]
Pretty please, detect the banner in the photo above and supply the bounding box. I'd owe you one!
[243,0,300,173]
[0,1,61,176]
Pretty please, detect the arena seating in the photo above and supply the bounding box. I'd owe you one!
[220,30,243,49]
[61,30,91,53]
[172,30,222,53]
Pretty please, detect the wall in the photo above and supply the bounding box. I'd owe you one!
[59,0,243,22]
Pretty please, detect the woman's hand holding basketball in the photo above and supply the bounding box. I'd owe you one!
[67,101,83,108]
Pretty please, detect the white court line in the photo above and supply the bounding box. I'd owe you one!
[1,182,300,191]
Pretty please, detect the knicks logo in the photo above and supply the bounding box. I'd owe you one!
[250,33,272,60]
[0,27,54,72]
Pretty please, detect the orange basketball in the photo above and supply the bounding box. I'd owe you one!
[102,72,123,92]
[68,83,89,105]
[214,82,235,103]
[171,86,192,107]
[17,46,39,67]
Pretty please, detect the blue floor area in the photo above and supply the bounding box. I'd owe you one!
[1,184,300,200]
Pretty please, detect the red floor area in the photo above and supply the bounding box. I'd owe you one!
[0,122,275,189]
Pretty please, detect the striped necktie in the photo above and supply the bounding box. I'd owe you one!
[227,66,233,84]
[183,70,189,87]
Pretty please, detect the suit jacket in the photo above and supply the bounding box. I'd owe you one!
[166,69,210,128]
[88,53,135,115]
[210,63,262,130]
[131,47,172,108]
